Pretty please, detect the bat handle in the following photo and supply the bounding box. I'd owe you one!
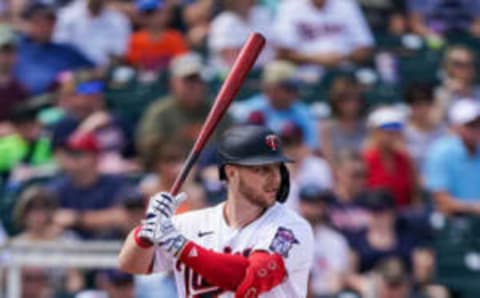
[169,150,200,196]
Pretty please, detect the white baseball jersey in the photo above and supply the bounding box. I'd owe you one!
[153,202,314,298]
[273,0,374,56]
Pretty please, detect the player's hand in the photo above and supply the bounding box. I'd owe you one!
[144,192,187,220]
[137,192,188,256]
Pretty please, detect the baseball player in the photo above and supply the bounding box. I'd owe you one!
[119,125,314,297]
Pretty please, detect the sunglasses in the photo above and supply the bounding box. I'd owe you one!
[451,60,474,68]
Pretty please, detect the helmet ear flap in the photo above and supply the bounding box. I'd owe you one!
[276,163,290,203]
[219,164,227,180]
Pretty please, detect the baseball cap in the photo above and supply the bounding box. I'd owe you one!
[262,60,299,87]
[448,98,480,126]
[66,133,99,154]
[299,184,334,204]
[22,2,56,20]
[367,106,405,131]
[170,52,204,78]
[361,189,395,212]
[75,80,104,95]
[135,0,164,12]
[0,25,16,48]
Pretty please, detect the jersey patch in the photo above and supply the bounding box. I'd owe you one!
[269,227,299,258]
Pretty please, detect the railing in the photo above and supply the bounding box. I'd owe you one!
[0,240,123,298]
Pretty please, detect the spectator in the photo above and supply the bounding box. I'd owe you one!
[21,267,54,298]
[408,0,480,38]
[404,83,446,170]
[231,60,319,149]
[434,45,480,124]
[424,99,480,216]
[139,138,206,213]
[348,189,418,273]
[0,24,27,122]
[358,0,407,34]
[98,269,134,298]
[273,0,374,79]
[15,2,93,94]
[183,0,216,47]
[363,106,418,208]
[12,186,85,295]
[329,150,370,237]
[54,0,131,66]
[0,101,54,182]
[12,186,65,241]
[320,76,367,166]
[137,52,232,154]
[125,0,188,73]
[298,184,349,297]
[49,132,131,239]
[51,73,136,173]
[208,0,275,72]
[281,122,333,211]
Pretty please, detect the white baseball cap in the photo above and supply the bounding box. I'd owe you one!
[448,99,480,126]
[367,106,405,131]
[169,52,204,78]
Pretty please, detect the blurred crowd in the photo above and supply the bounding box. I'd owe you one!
[1,0,480,297]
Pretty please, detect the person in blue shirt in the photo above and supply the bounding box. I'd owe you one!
[15,3,93,95]
[424,99,480,216]
[230,60,319,150]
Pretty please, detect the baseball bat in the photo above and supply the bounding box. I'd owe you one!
[170,32,266,196]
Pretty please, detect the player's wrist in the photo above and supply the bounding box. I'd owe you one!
[133,225,153,249]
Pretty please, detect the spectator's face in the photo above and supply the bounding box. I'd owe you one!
[68,93,103,119]
[448,49,476,83]
[28,13,56,43]
[374,129,403,151]
[145,7,169,28]
[409,99,433,123]
[377,279,409,298]
[64,151,98,178]
[336,92,362,119]
[105,281,134,298]
[171,74,206,109]
[155,156,183,182]
[311,0,327,9]
[21,267,51,298]
[336,160,366,196]
[369,208,395,229]
[299,201,325,226]
[458,119,480,145]
[15,120,43,141]
[24,205,52,232]
[0,44,16,73]
[265,84,298,109]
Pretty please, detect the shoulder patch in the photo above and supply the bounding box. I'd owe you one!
[269,227,299,258]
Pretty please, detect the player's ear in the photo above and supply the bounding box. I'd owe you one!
[224,164,236,181]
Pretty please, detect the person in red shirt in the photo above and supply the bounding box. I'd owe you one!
[362,106,418,208]
[126,0,189,72]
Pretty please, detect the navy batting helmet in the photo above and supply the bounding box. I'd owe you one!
[217,125,292,203]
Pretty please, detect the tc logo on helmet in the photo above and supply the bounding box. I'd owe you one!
[265,135,279,151]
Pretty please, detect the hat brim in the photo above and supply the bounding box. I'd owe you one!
[226,155,294,166]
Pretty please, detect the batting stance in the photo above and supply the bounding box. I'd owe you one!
[119,125,314,297]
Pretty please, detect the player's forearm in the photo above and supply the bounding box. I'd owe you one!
[118,228,155,274]
[277,48,317,65]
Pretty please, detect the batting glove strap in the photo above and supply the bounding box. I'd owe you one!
[133,225,153,249]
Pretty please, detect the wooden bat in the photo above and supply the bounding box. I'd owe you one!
[170,32,266,195]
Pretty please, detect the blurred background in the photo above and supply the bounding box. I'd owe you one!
[1,0,480,297]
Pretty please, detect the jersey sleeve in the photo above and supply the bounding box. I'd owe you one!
[344,0,375,49]
[272,2,299,49]
[252,220,314,296]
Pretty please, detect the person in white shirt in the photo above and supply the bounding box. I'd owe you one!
[273,0,374,74]
[208,0,275,72]
[54,0,131,65]
[297,184,350,297]
[119,125,314,298]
